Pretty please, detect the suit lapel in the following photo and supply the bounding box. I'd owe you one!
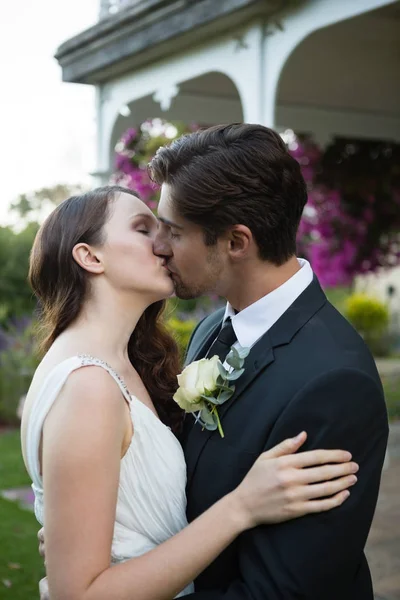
[184,319,222,367]
[185,332,275,488]
[185,276,327,489]
[217,277,326,422]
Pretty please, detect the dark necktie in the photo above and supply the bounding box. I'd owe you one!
[206,317,237,363]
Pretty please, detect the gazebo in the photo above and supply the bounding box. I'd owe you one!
[55,0,400,184]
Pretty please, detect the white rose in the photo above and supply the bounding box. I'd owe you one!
[173,387,205,413]
[173,356,221,413]
[196,355,220,395]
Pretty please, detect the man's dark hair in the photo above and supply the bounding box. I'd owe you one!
[148,123,308,265]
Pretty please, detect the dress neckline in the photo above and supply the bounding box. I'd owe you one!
[130,395,172,432]
[78,355,172,433]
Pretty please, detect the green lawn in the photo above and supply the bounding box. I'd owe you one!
[0,429,45,598]
[0,429,30,488]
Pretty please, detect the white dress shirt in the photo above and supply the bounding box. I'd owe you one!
[223,259,314,350]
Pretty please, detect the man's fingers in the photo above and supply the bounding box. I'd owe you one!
[39,577,50,600]
[37,528,45,544]
[39,542,46,559]
[37,528,46,559]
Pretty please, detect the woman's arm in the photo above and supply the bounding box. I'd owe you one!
[42,368,357,600]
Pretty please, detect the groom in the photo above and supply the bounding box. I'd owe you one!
[149,124,389,599]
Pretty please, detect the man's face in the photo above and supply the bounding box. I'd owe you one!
[154,184,226,299]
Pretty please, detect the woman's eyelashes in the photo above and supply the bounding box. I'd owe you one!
[132,215,158,237]
[135,221,153,236]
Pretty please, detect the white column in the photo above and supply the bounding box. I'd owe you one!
[92,84,115,185]
[94,23,266,178]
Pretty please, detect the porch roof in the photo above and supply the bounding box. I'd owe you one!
[55,0,284,84]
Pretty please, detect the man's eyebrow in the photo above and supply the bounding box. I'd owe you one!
[158,217,184,230]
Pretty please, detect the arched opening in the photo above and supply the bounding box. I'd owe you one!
[273,2,400,312]
[275,1,400,145]
[109,71,244,170]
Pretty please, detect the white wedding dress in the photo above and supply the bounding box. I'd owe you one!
[24,355,194,598]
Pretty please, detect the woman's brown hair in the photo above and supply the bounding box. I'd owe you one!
[29,185,183,432]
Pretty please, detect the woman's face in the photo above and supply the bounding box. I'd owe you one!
[92,192,173,302]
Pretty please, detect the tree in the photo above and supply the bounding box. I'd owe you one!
[10,183,84,225]
[0,223,39,323]
[0,184,85,324]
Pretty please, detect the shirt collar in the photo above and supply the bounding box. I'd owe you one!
[223,259,313,348]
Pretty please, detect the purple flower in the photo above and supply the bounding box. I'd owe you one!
[113,120,199,210]
[121,128,138,147]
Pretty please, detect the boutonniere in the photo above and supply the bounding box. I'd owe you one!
[173,346,250,438]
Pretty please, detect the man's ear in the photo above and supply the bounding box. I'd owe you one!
[227,225,252,260]
[72,243,104,274]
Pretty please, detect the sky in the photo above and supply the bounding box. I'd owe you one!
[0,0,99,223]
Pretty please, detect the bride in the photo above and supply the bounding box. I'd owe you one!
[21,186,358,600]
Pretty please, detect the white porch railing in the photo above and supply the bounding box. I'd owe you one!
[99,0,139,19]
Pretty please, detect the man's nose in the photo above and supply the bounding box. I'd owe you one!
[153,234,172,257]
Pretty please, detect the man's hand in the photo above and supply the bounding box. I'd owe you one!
[39,577,50,600]
[38,528,49,599]
[38,527,46,561]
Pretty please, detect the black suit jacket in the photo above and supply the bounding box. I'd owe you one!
[181,277,388,600]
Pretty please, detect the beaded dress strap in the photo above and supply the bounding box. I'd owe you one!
[78,354,132,404]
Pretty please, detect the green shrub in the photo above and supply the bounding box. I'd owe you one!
[345,293,391,356]
[165,318,197,360]
[325,286,351,314]
[0,322,40,426]
[345,293,389,331]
